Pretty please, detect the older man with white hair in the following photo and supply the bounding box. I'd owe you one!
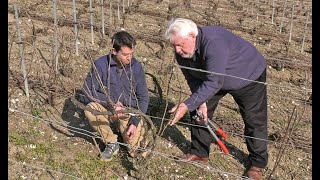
[165,18,268,180]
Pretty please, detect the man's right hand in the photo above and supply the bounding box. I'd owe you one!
[168,102,188,126]
[125,124,137,140]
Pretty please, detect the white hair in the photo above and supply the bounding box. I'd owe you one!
[164,18,198,42]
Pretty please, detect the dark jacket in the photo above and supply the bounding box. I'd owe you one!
[80,54,149,126]
[176,26,266,112]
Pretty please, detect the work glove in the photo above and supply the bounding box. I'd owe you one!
[128,115,142,127]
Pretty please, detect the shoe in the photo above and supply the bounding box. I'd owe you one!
[246,166,263,180]
[180,153,209,164]
[100,143,120,161]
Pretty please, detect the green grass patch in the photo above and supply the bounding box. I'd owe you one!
[273,118,287,127]
[74,152,109,179]
[31,108,43,118]
[46,159,77,176]
[33,143,55,155]
[9,132,30,146]
[15,152,31,162]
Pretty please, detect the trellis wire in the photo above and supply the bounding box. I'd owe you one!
[300,10,309,53]
[9,103,310,176]
[289,1,295,42]
[53,0,59,74]
[14,4,29,98]
[20,29,312,67]
[178,65,311,93]
[279,0,288,33]
[10,0,309,95]
[8,1,309,179]
[72,0,79,56]
[101,0,105,37]
[89,0,94,44]
[9,106,312,162]
[9,159,83,180]
[14,0,310,47]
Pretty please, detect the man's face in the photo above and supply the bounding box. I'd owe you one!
[113,46,134,65]
[170,33,196,58]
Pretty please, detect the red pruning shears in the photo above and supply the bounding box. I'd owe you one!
[193,110,229,154]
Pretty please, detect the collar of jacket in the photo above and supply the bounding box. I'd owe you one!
[192,27,203,62]
[107,53,137,68]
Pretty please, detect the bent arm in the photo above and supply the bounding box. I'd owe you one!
[185,39,229,111]
[81,62,111,109]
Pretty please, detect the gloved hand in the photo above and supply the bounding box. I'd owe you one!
[128,115,142,127]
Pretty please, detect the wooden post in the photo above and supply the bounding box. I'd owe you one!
[288,1,295,42]
[122,0,125,14]
[279,0,288,33]
[53,0,59,74]
[109,0,112,34]
[14,4,29,98]
[72,0,79,56]
[256,0,259,20]
[271,0,275,24]
[117,3,120,21]
[89,0,94,44]
[300,11,309,53]
[101,0,105,37]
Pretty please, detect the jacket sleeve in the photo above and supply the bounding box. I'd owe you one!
[80,61,112,109]
[184,39,228,112]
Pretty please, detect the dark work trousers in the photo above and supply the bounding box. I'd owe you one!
[189,69,268,168]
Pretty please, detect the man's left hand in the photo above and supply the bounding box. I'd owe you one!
[197,102,208,122]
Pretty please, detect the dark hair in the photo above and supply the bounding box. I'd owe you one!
[111,31,136,51]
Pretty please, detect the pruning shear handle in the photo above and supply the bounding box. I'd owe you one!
[193,110,229,154]
[204,122,229,154]
[207,120,228,139]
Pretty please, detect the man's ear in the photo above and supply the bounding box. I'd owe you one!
[111,48,117,55]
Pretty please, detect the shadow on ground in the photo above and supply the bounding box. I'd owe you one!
[59,96,103,148]
[147,96,191,154]
[222,139,250,168]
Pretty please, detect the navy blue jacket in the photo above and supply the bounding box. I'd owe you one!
[80,54,149,125]
[176,26,266,112]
